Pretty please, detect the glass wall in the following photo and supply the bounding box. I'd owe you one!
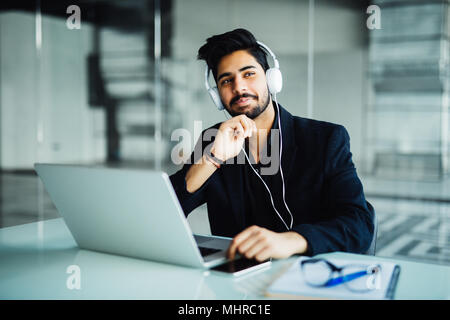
[0,0,367,173]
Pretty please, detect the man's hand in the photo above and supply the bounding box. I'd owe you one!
[211,115,257,161]
[226,225,308,262]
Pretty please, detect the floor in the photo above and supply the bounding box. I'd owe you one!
[1,171,449,266]
[361,174,450,266]
[368,197,450,265]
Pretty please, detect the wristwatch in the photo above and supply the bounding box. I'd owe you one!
[205,151,223,168]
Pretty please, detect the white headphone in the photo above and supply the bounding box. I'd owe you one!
[203,40,294,231]
[204,41,283,110]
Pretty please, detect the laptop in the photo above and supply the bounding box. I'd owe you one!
[34,163,231,268]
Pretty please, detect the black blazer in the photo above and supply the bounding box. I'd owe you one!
[170,105,374,256]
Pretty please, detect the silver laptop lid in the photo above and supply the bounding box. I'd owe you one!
[35,163,205,268]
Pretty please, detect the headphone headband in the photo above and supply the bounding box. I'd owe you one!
[256,41,279,69]
[205,66,212,91]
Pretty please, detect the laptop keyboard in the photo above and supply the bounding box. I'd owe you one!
[198,247,221,257]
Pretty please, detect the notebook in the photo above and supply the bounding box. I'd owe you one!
[266,257,401,300]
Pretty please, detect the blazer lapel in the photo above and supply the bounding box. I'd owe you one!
[278,105,298,179]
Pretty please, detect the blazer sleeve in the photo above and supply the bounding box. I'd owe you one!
[292,125,374,255]
[169,130,216,216]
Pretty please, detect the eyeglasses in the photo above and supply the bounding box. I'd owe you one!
[299,258,382,292]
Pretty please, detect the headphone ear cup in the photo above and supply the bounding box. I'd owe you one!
[266,68,283,95]
[208,87,224,110]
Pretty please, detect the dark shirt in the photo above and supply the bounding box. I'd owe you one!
[241,107,291,232]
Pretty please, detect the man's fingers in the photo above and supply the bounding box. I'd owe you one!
[227,226,261,260]
[227,232,248,260]
[227,226,256,259]
[228,115,255,138]
[227,241,239,260]
[254,247,271,262]
[227,122,244,139]
[242,240,269,260]
[223,115,257,139]
[238,116,256,138]
[235,122,246,138]
[239,118,251,137]
[228,229,306,262]
[236,230,262,255]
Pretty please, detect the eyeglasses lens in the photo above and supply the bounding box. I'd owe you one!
[301,260,332,286]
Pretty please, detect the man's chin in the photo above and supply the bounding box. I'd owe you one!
[245,105,265,119]
[228,104,260,118]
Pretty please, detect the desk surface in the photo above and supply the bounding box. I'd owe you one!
[1,218,449,300]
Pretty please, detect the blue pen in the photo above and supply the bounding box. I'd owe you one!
[324,269,369,287]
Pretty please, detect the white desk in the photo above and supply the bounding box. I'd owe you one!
[1,218,449,299]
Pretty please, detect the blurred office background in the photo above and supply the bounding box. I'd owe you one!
[0,0,449,266]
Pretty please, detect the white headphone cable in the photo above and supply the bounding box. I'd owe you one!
[272,93,294,229]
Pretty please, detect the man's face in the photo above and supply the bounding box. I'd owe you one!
[216,50,270,119]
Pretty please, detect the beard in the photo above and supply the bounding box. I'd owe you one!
[225,88,271,119]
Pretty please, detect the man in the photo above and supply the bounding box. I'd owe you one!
[170,28,373,262]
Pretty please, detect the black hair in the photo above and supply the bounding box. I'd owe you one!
[197,28,270,82]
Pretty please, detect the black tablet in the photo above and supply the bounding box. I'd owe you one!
[211,258,272,276]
